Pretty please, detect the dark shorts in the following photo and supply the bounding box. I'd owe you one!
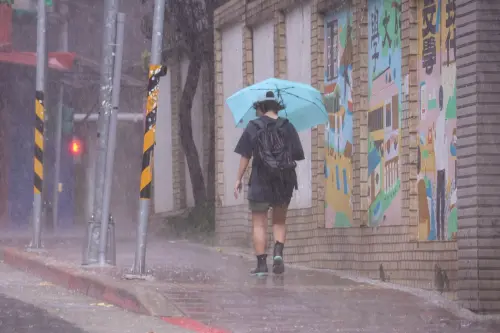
[248,200,290,212]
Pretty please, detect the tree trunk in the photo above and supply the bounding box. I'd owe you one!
[178,56,207,206]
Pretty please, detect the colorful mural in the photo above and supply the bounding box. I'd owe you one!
[417,0,457,241]
[367,0,402,226]
[323,9,354,228]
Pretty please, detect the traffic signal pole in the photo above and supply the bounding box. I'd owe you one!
[83,0,118,265]
[28,0,47,251]
[52,0,69,231]
[98,12,125,266]
[128,0,167,277]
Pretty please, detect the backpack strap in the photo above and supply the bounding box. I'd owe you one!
[252,117,289,130]
[251,118,265,130]
[275,117,289,128]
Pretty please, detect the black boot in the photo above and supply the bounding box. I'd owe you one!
[250,254,268,276]
[273,241,285,274]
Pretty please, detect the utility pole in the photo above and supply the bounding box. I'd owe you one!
[127,0,167,278]
[83,0,118,265]
[52,0,69,231]
[28,0,47,251]
[98,12,125,266]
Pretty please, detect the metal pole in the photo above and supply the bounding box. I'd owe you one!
[28,0,47,251]
[83,1,118,265]
[130,0,167,277]
[52,0,69,231]
[98,12,125,266]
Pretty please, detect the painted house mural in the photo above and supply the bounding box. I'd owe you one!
[323,8,354,228]
[417,0,457,241]
[367,0,402,226]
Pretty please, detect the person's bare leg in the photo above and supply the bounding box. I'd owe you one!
[271,205,287,274]
[252,211,268,254]
[251,210,269,275]
[272,205,287,244]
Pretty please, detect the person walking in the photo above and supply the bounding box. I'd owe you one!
[233,91,304,276]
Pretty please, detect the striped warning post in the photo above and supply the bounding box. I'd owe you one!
[34,91,44,194]
[140,64,167,199]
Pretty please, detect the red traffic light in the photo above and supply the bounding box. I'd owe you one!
[70,138,82,155]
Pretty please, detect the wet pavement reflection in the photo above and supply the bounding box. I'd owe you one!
[3,236,499,333]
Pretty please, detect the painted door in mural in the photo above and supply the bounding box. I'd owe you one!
[323,9,354,228]
[417,0,457,241]
[367,0,402,226]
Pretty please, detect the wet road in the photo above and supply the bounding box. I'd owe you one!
[0,263,190,333]
[0,293,86,333]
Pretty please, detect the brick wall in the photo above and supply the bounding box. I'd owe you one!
[213,0,498,311]
[214,19,250,246]
[456,0,500,314]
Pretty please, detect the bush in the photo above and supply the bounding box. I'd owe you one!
[160,201,215,244]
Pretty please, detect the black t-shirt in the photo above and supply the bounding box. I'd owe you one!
[234,115,305,203]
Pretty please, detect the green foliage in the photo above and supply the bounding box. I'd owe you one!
[159,202,216,244]
[141,50,151,74]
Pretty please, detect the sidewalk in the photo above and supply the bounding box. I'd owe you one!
[1,235,499,333]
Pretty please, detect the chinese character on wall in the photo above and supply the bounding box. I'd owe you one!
[422,0,437,75]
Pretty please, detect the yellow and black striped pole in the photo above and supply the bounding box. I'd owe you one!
[139,65,166,199]
[29,0,46,251]
[34,91,44,196]
[132,64,167,275]
[129,0,166,278]
[30,92,45,249]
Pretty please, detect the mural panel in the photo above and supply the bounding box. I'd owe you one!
[323,9,354,228]
[367,0,402,226]
[417,0,457,241]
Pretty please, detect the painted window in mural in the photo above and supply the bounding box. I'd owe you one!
[323,8,353,228]
[417,0,457,241]
[367,0,402,226]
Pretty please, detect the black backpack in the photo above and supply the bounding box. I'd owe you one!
[253,118,297,189]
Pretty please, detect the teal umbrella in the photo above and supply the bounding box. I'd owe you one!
[226,77,328,132]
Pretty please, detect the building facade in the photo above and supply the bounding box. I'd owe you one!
[213,0,500,314]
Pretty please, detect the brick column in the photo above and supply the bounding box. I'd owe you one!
[456,0,500,314]
[400,0,419,237]
[352,0,369,226]
[214,30,224,209]
[169,53,186,210]
[201,62,211,179]
[274,10,286,79]
[243,26,254,87]
[242,25,254,243]
[311,0,326,228]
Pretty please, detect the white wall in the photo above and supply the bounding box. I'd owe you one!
[286,2,312,209]
[222,24,244,206]
[154,69,174,213]
[181,57,205,207]
[253,21,274,82]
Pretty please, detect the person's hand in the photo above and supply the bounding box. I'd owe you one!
[234,179,242,199]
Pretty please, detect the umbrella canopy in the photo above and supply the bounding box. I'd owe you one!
[226,77,328,132]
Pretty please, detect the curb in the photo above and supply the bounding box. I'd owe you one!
[0,247,232,333]
[0,247,182,317]
[162,318,231,333]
